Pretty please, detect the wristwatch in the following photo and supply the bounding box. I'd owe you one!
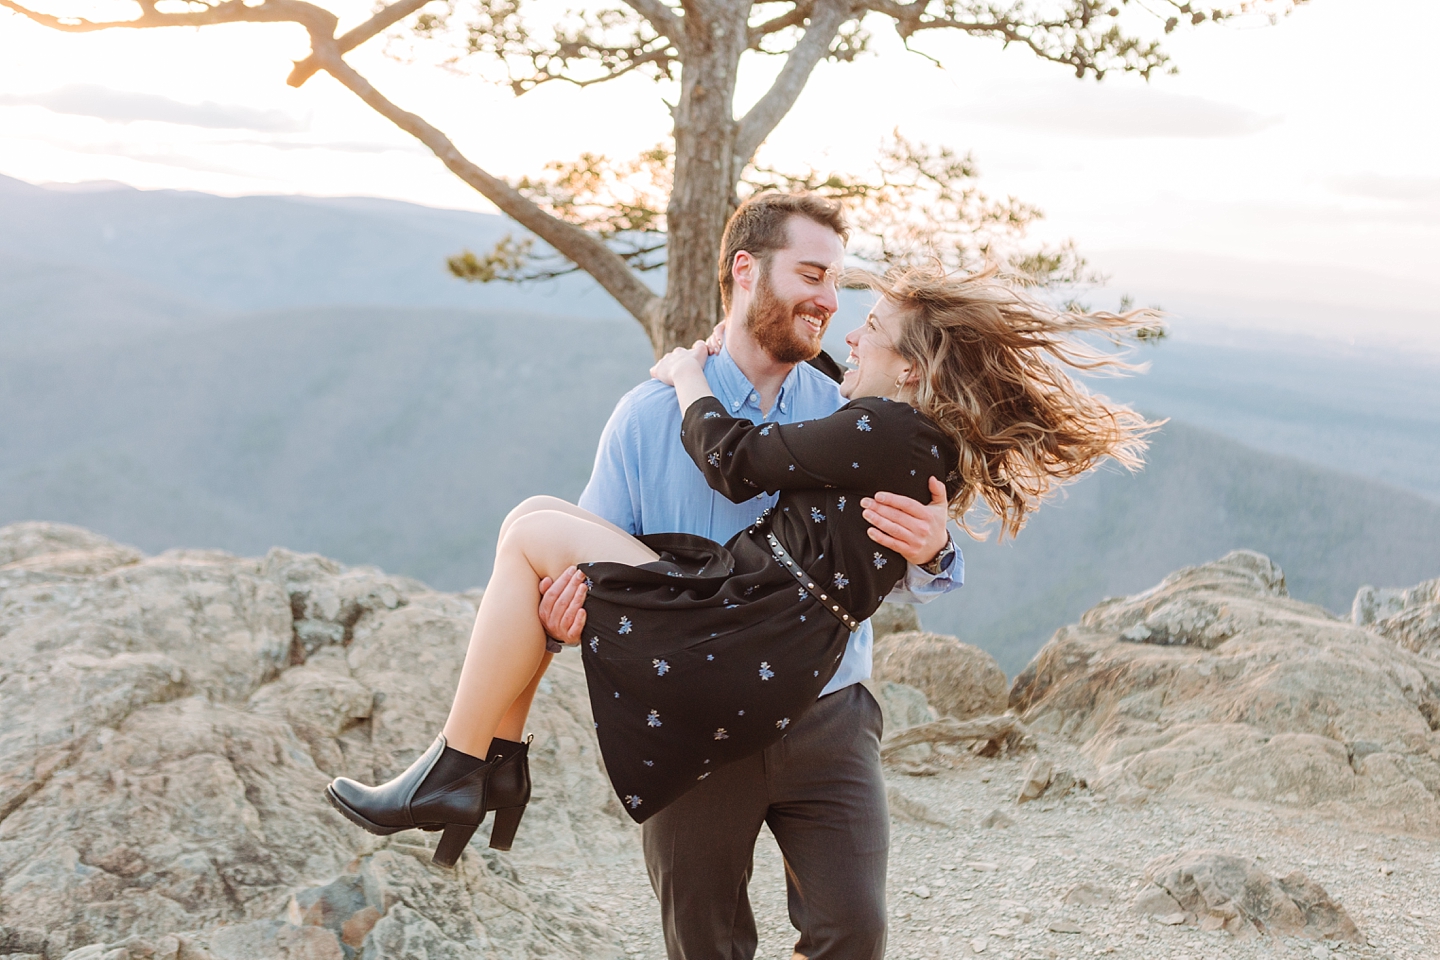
[920,539,956,576]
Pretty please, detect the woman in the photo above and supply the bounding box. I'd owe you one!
[326,266,1155,866]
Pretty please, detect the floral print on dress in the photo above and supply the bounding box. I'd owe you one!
[837,496,847,512]
[713,728,730,740]
[643,760,654,766]
[618,616,633,635]
[810,507,825,523]
[758,662,775,681]
[798,587,808,600]
[625,795,643,809]
[697,772,710,780]
[833,572,850,590]
[589,637,600,653]
[856,415,872,432]
[759,424,772,436]
[873,552,888,569]
[646,710,662,728]
[776,718,790,730]
[707,452,721,467]
[653,659,670,676]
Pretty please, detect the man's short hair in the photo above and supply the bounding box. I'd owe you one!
[718,192,849,311]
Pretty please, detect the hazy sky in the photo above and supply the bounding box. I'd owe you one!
[1,0,1437,350]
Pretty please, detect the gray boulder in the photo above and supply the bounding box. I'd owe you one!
[1010,551,1440,833]
[0,523,624,958]
[1136,850,1361,941]
[869,602,920,641]
[1354,576,1440,664]
[872,630,1007,720]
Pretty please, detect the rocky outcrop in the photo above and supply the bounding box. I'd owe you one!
[1354,576,1440,662]
[1009,550,1440,832]
[869,602,920,642]
[1133,850,1361,941]
[0,523,624,959]
[866,680,937,736]
[873,630,1007,720]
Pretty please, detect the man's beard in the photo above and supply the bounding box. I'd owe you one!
[745,271,829,364]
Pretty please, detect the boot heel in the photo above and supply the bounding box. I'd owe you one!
[489,805,526,851]
[432,822,478,867]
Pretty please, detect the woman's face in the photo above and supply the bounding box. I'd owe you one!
[840,296,913,400]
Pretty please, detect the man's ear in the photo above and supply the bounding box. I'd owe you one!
[732,250,757,294]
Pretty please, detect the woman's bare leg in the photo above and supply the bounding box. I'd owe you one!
[497,494,639,543]
[442,498,658,758]
[493,651,553,743]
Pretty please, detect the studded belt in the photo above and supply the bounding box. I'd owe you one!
[764,531,861,633]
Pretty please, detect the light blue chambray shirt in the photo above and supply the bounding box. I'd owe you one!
[578,346,963,696]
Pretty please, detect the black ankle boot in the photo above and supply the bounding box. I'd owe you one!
[483,737,532,852]
[326,735,491,867]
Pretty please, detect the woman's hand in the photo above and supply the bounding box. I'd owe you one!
[705,320,727,355]
[650,340,710,386]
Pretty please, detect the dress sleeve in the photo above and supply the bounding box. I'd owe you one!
[681,396,912,504]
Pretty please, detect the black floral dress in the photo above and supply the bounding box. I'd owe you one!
[579,395,959,823]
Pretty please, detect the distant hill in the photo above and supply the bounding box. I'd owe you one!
[919,420,1440,674]
[0,174,625,317]
[1098,334,1440,503]
[6,301,1440,678]
[0,305,655,588]
[4,176,1440,676]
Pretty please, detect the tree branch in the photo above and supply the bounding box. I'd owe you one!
[621,0,686,54]
[880,714,1032,762]
[312,43,662,327]
[747,1,814,45]
[288,0,435,87]
[735,0,854,165]
[0,0,335,34]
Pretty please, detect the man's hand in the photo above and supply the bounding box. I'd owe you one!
[538,566,588,645]
[861,477,950,567]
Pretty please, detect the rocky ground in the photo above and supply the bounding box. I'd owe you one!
[2,523,1438,959]
[525,740,1440,960]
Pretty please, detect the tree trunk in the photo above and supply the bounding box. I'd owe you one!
[654,4,751,357]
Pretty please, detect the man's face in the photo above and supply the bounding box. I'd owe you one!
[742,216,844,364]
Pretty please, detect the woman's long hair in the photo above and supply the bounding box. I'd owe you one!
[863,264,1160,540]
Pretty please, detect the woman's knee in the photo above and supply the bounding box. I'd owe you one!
[498,510,572,570]
[500,495,571,539]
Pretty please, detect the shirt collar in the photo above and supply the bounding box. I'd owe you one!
[708,345,804,418]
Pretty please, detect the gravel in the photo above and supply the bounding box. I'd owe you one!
[522,736,1440,959]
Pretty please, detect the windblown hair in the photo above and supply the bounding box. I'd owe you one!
[718,192,849,311]
[864,264,1160,540]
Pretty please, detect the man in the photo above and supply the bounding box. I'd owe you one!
[541,192,961,960]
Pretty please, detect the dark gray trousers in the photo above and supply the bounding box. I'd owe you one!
[641,682,889,960]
